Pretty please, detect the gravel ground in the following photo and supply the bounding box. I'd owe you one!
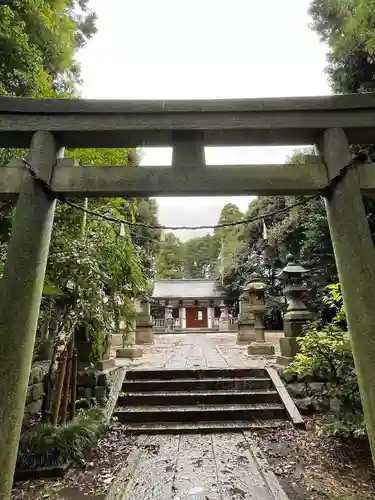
[12,423,137,500]
[255,417,375,500]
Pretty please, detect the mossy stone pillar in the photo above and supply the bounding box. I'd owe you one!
[247,274,275,356]
[277,254,313,366]
[136,300,154,344]
[116,318,143,359]
[0,132,63,499]
[316,128,375,466]
[116,299,143,359]
[236,284,256,344]
[165,304,174,333]
[219,301,229,332]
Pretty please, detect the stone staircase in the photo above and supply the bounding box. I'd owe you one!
[114,367,304,433]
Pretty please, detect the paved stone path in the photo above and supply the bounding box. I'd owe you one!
[107,432,289,500]
[109,333,289,500]
[116,332,282,370]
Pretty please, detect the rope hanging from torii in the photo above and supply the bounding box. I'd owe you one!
[21,152,369,232]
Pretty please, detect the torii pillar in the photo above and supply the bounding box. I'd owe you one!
[317,128,375,465]
[0,132,63,498]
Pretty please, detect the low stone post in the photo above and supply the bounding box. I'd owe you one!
[136,300,154,344]
[115,299,143,359]
[219,302,229,332]
[236,284,256,344]
[247,274,275,355]
[277,254,313,366]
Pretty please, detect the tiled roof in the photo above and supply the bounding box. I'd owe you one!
[152,279,223,299]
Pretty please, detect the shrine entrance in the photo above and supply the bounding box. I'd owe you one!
[2,94,375,495]
[186,307,208,329]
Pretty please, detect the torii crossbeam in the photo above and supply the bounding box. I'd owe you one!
[1,94,375,498]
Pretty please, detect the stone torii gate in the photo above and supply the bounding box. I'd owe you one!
[1,95,375,496]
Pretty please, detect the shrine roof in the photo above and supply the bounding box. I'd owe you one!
[152,279,224,299]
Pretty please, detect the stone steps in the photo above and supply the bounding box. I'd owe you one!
[123,420,287,434]
[115,403,286,422]
[125,368,268,380]
[118,389,279,406]
[115,367,304,432]
[122,377,273,392]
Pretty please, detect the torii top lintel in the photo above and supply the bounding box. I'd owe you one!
[1,93,375,148]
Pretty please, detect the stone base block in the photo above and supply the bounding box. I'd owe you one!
[96,357,116,371]
[279,336,299,358]
[277,355,294,366]
[116,346,143,359]
[236,330,256,344]
[248,342,275,356]
[136,326,154,344]
[219,321,229,332]
[111,333,123,349]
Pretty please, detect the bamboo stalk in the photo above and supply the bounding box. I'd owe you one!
[61,339,73,424]
[70,346,78,421]
[42,341,58,422]
[52,349,67,426]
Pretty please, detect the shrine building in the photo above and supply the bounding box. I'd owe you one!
[151,279,228,330]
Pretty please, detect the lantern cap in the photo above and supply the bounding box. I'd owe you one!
[243,273,266,291]
[277,254,308,279]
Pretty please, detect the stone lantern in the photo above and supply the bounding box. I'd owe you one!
[236,283,256,344]
[219,300,229,332]
[136,299,154,344]
[247,274,275,355]
[277,254,313,366]
[115,297,143,359]
[165,304,174,333]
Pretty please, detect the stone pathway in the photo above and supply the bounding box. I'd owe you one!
[116,332,282,370]
[109,333,289,500]
[107,432,288,500]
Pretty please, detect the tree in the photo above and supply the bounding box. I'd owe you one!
[183,234,219,279]
[0,0,97,96]
[309,0,375,93]
[155,233,185,279]
[218,150,337,314]
[215,203,244,280]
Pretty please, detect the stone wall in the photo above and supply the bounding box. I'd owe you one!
[24,362,122,424]
[24,361,50,424]
[76,366,121,408]
[282,371,329,413]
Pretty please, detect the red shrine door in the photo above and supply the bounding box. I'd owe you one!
[186,307,208,329]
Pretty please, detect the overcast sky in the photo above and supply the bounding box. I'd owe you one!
[78,0,330,240]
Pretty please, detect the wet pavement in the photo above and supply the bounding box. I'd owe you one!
[109,333,289,499]
[116,332,282,371]
[107,433,288,500]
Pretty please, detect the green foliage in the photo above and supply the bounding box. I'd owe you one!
[45,201,146,360]
[0,0,97,96]
[17,408,105,469]
[184,234,220,279]
[285,284,365,438]
[309,0,375,93]
[218,149,333,315]
[155,233,185,279]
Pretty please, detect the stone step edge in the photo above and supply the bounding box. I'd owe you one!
[126,368,268,381]
[120,390,278,397]
[115,403,285,413]
[123,377,272,385]
[123,420,287,434]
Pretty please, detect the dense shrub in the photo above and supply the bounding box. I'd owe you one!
[17,408,106,469]
[285,284,366,438]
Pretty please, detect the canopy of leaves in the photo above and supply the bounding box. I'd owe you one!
[0,0,97,96]
[155,233,185,279]
[309,0,375,93]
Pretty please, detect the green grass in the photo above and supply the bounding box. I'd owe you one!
[17,408,106,469]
